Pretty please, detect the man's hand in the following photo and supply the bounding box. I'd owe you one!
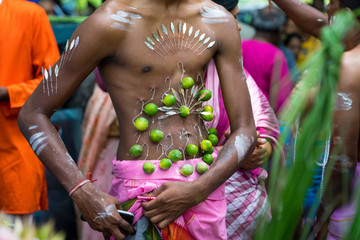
[0,86,9,102]
[142,181,200,229]
[71,183,135,240]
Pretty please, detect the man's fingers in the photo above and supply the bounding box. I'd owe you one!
[110,226,126,240]
[118,218,135,235]
[103,232,111,240]
[256,137,267,146]
[157,218,172,229]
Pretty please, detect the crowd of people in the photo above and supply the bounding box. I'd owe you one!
[1,0,359,239]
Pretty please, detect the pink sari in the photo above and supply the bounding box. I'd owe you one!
[205,59,281,239]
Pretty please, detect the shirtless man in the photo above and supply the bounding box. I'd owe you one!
[273,0,360,238]
[18,0,256,239]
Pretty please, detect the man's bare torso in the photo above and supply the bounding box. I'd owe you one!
[86,0,235,160]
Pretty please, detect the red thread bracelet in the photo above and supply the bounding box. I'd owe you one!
[69,172,97,197]
[69,179,90,196]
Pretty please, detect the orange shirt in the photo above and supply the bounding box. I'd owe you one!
[0,0,59,214]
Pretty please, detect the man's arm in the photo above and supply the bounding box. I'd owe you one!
[18,8,134,239]
[142,15,257,228]
[273,0,328,38]
[322,53,359,210]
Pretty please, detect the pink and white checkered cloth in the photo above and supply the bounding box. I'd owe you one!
[225,169,271,240]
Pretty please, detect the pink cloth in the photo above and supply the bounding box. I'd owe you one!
[204,59,280,239]
[242,40,293,113]
[109,152,227,240]
[327,163,360,240]
[204,59,282,173]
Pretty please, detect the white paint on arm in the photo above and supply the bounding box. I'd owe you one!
[335,92,353,111]
[234,134,253,165]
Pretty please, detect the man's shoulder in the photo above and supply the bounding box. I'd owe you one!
[339,47,360,91]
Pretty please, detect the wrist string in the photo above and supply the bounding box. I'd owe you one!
[69,172,97,197]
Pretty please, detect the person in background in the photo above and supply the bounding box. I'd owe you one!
[284,33,303,62]
[242,6,293,114]
[0,0,59,226]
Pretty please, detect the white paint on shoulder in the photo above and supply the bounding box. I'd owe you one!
[200,6,229,24]
[110,11,142,30]
[335,92,352,111]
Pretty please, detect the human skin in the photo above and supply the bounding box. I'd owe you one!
[18,0,256,239]
[272,0,328,38]
[321,0,360,212]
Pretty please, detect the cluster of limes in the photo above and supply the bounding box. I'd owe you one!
[142,127,219,176]
[131,76,217,176]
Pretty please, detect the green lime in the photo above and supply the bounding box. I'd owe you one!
[168,149,182,162]
[208,134,219,146]
[163,94,177,107]
[179,106,190,118]
[204,146,214,154]
[185,144,199,156]
[181,77,194,89]
[130,144,143,157]
[197,89,212,101]
[144,103,158,116]
[196,162,209,175]
[200,140,213,152]
[143,162,155,174]
[180,164,194,176]
[150,129,164,143]
[202,112,214,122]
[208,127,218,136]
[202,154,214,165]
[203,105,213,113]
[134,117,149,131]
[159,158,172,170]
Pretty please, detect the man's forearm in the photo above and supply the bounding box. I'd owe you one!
[273,0,328,38]
[0,86,9,102]
[192,127,256,201]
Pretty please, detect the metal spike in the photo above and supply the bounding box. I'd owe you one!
[162,24,168,35]
[181,23,187,49]
[145,41,155,50]
[49,65,53,94]
[146,37,166,55]
[70,39,75,51]
[55,65,59,77]
[171,88,181,103]
[145,41,164,58]
[178,21,182,48]
[195,36,211,53]
[75,36,80,48]
[54,65,59,94]
[42,67,45,93]
[44,69,50,96]
[191,33,205,50]
[158,106,175,112]
[187,29,200,49]
[185,26,193,49]
[153,32,168,55]
[158,111,177,120]
[197,41,216,56]
[159,31,172,52]
[171,22,176,49]
[163,24,175,50]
